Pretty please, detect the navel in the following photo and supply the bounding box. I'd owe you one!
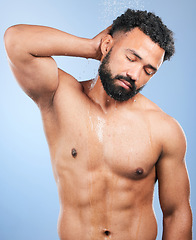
[71,148,77,158]
[103,229,111,237]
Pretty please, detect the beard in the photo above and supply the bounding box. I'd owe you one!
[98,48,144,102]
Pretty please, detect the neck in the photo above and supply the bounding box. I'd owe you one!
[87,76,137,113]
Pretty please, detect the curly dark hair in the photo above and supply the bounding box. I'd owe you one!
[109,9,175,61]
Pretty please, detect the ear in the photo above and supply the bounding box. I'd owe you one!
[101,34,114,58]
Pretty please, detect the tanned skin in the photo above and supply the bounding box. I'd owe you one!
[4,25,192,240]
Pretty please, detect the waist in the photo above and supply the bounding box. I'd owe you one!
[57,204,157,240]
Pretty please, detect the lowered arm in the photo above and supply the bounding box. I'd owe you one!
[156,117,192,240]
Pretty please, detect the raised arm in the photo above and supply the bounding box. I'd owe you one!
[156,117,192,239]
[4,24,109,106]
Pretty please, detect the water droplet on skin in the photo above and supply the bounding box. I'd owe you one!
[90,75,98,89]
[96,117,105,143]
[114,101,118,111]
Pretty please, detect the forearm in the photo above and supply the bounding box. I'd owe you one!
[162,208,192,240]
[4,24,96,63]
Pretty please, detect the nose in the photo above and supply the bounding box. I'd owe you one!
[126,64,142,82]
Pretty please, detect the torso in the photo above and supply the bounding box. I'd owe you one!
[40,71,165,240]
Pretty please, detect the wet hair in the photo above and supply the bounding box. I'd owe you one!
[109,9,175,61]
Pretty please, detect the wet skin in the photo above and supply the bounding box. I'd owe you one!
[5,26,192,240]
[48,84,161,240]
[41,30,166,240]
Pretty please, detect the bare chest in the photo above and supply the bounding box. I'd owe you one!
[51,105,161,180]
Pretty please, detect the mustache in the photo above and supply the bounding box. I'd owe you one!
[115,75,136,90]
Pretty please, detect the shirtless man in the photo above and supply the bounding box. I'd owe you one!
[4,9,192,240]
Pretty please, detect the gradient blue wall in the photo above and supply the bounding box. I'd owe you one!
[0,0,195,239]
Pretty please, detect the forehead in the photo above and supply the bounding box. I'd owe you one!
[113,28,165,67]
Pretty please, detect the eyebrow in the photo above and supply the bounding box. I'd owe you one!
[126,49,157,72]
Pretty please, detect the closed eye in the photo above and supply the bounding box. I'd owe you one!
[144,64,157,76]
[126,56,135,62]
[144,68,155,76]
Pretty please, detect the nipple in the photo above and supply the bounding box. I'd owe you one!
[71,148,77,158]
[135,168,143,175]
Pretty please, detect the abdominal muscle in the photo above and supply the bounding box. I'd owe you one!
[58,206,157,240]
[55,164,157,240]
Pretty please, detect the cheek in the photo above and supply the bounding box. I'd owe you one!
[108,61,122,77]
[109,52,127,73]
[137,73,151,88]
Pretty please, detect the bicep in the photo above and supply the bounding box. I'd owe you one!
[157,155,190,215]
[157,118,190,216]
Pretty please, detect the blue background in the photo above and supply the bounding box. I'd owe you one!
[0,0,195,239]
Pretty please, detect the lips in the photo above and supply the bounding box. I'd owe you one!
[121,79,132,87]
[118,79,132,90]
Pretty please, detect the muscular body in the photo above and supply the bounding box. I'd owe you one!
[4,24,192,240]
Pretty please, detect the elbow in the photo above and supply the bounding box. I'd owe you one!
[4,25,25,58]
[163,204,192,223]
[163,206,192,239]
[4,25,20,46]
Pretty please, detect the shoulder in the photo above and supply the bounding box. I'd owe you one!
[57,69,95,94]
[51,69,95,111]
[53,68,85,103]
[160,114,186,158]
[40,68,84,111]
[138,94,186,156]
[57,68,83,90]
